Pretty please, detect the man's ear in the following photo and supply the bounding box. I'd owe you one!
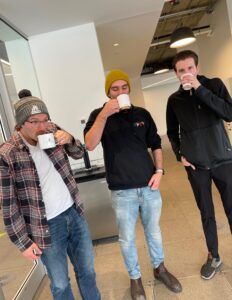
[15,124,21,131]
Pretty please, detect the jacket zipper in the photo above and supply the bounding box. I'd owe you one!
[192,89,210,169]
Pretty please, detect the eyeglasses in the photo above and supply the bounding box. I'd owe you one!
[25,120,51,126]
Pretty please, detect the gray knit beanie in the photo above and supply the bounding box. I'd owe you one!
[14,96,50,126]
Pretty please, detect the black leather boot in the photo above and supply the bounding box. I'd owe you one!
[154,262,182,293]
[130,278,146,300]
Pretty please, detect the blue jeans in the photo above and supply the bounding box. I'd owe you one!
[41,205,100,300]
[111,187,164,279]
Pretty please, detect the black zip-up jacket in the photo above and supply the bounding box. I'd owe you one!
[166,75,232,169]
[84,105,161,190]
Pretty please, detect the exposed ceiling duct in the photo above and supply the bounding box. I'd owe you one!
[141,0,218,76]
[150,25,212,47]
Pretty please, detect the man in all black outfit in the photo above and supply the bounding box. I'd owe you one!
[167,50,232,280]
[84,69,182,300]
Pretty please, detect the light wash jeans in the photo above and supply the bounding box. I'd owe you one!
[111,187,164,279]
[41,205,100,300]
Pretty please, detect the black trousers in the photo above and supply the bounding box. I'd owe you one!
[185,163,232,258]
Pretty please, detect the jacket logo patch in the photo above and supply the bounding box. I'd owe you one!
[133,121,145,127]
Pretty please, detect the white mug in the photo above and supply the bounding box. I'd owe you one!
[181,73,194,90]
[117,94,131,110]
[38,133,56,150]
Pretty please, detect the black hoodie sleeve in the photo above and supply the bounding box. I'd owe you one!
[195,78,232,122]
[144,110,161,151]
[166,97,181,161]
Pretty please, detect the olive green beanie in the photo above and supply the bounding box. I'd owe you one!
[105,69,131,96]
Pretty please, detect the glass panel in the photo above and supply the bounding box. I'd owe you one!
[0,59,18,104]
[0,118,6,144]
[0,20,40,105]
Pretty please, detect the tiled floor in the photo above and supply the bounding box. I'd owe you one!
[1,136,232,299]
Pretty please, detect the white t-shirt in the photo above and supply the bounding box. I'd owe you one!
[26,142,73,220]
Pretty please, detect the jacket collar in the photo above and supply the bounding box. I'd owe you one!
[10,131,29,151]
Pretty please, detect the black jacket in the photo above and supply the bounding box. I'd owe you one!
[166,75,232,169]
[84,105,161,190]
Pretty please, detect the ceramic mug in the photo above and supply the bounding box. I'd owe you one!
[117,94,131,110]
[38,132,56,149]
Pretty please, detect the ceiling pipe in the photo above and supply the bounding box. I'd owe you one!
[159,0,218,22]
[159,6,209,22]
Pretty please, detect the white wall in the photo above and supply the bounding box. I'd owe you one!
[130,76,145,107]
[29,23,106,169]
[143,80,179,135]
[197,0,232,89]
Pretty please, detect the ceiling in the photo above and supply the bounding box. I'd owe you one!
[142,0,219,75]
[0,0,163,78]
[0,0,219,78]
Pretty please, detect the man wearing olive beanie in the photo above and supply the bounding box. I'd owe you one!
[84,69,182,299]
[105,69,131,96]
[0,96,100,300]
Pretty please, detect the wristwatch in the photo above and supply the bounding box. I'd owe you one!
[155,168,165,175]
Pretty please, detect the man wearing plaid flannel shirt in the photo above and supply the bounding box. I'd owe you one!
[0,96,100,300]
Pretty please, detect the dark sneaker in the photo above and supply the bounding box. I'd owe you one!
[200,256,222,280]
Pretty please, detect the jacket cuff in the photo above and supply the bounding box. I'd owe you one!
[17,238,33,252]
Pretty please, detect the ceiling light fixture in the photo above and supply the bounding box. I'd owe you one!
[170,26,196,48]
[154,63,169,75]
[154,67,169,75]
[113,43,119,47]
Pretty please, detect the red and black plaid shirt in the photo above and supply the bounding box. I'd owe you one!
[0,131,84,251]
